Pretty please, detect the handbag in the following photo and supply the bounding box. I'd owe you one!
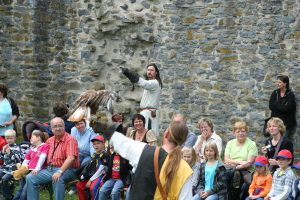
[243,172,254,186]
[262,117,272,137]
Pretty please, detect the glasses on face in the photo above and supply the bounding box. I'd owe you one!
[235,130,246,134]
[52,125,63,129]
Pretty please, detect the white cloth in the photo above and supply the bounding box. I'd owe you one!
[137,78,161,136]
[110,132,192,200]
[193,131,223,156]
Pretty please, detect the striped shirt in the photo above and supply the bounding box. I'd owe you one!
[46,132,80,168]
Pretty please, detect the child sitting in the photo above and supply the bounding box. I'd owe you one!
[182,147,201,192]
[246,156,272,200]
[12,131,49,200]
[98,146,132,200]
[76,135,106,200]
[193,142,227,200]
[290,162,300,200]
[0,129,24,200]
[265,150,296,200]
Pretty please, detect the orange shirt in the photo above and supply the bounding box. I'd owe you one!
[249,173,273,197]
[46,132,80,168]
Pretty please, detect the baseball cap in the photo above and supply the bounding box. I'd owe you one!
[91,135,104,142]
[253,156,268,166]
[292,162,300,170]
[276,149,292,159]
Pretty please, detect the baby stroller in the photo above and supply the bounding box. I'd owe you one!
[22,121,51,141]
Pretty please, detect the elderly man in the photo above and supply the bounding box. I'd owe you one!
[121,64,162,135]
[173,114,197,147]
[26,117,80,200]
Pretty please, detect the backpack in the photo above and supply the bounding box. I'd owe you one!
[76,158,97,180]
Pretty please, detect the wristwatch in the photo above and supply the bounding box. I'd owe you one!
[58,169,63,174]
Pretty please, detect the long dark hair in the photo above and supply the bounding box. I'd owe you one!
[277,75,290,91]
[146,64,163,88]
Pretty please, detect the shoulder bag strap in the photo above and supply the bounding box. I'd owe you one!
[269,136,284,171]
[272,136,284,159]
[154,146,168,200]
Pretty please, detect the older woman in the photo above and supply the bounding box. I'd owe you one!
[269,75,296,139]
[224,122,258,172]
[193,117,222,158]
[0,84,19,137]
[262,117,293,173]
[126,114,157,146]
[71,119,98,164]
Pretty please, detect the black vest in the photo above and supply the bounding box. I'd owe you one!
[129,145,168,200]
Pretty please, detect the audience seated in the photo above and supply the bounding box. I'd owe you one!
[193,118,222,159]
[126,114,157,146]
[173,114,197,147]
[26,117,80,200]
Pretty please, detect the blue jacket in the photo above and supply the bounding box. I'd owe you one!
[71,127,98,157]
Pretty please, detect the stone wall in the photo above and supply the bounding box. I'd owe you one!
[0,0,299,158]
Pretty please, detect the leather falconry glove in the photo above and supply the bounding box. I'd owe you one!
[90,121,123,141]
[120,67,140,83]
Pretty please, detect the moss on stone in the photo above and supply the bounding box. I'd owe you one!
[184,16,195,23]
[220,55,237,61]
[187,30,193,40]
[218,48,231,54]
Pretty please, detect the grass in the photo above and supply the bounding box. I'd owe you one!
[13,137,80,200]
[10,182,79,200]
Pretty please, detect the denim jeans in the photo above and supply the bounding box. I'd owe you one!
[0,170,14,199]
[98,179,124,200]
[125,185,130,200]
[245,197,264,200]
[284,126,296,139]
[12,177,27,200]
[192,193,219,200]
[26,167,77,200]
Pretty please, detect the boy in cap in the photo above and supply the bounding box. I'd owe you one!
[76,135,106,200]
[290,162,300,200]
[265,150,296,200]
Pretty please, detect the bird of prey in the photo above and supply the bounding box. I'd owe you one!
[68,89,120,123]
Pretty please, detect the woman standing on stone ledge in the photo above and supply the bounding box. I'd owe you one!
[269,75,297,139]
[0,83,20,137]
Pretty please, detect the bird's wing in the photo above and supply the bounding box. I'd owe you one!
[68,90,119,122]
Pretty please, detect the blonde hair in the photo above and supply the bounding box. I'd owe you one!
[267,117,286,136]
[233,121,248,133]
[203,142,219,160]
[4,129,16,137]
[254,165,270,176]
[198,117,214,132]
[164,121,188,195]
[182,147,200,165]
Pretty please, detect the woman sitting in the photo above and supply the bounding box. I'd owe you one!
[71,119,98,164]
[126,114,157,146]
[193,117,222,159]
[224,122,258,189]
[262,117,293,173]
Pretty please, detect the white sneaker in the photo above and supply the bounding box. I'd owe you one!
[68,189,77,195]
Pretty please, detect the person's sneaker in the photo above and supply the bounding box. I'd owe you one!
[68,189,77,195]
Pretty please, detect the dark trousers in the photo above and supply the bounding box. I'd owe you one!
[0,170,14,199]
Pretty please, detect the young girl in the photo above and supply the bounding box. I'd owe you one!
[182,147,201,192]
[246,156,272,200]
[12,131,50,200]
[193,142,227,200]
